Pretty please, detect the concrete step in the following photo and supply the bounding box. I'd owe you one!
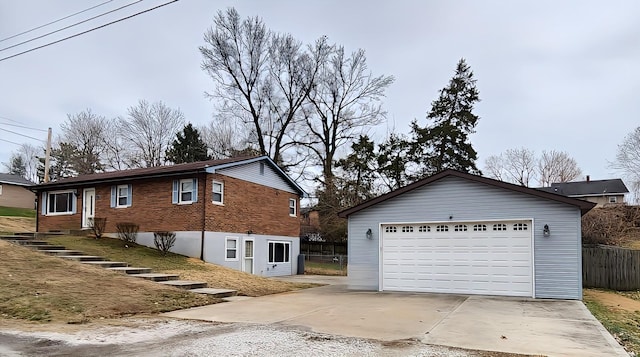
[13,232,36,237]
[0,235,33,241]
[13,240,49,245]
[157,280,208,290]
[82,261,128,268]
[23,244,67,250]
[189,288,237,298]
[222,295,253,302]
[107,267,153,275]
[60,255,105,262]
[41,249,85,256]
[129,273,180,282]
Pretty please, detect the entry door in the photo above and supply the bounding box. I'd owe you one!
[242,239,254,274]
[82,188,96,228]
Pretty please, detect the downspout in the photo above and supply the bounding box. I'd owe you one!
[200,171,207,261]
[34,189,39,234]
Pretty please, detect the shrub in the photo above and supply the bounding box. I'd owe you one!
[88,217,107,239]
[153,231,176,256]
[116,222,139,244]
[582,206,640,245]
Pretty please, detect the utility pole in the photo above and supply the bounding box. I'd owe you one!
[43,127,52,183]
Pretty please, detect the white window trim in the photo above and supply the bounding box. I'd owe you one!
[46,190,75,216]
[116,184,130,208]
[0,184,3,195]
[212,181,224,205]
[225,237,239,261]
[268,241,291,264]
[609,196,617,203]
[289,198,296,217]
[178,178,194,204]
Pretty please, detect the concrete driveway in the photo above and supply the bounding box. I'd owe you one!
[164,276,627,357]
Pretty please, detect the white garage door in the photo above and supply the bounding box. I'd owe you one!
[381,220,533,297]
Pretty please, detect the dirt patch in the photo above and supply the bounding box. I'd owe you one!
[0,217,35,233]
[584,289,640,313]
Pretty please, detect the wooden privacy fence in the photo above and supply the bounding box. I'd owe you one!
[582,244,640,291]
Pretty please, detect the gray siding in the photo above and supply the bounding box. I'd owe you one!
[217,161,297,194]
[348,176,582,300]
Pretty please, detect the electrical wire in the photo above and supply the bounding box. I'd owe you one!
[0,0,115,43]
[0,122,48,132]
[0,0,179,62]
[0,138,23,146]
[0,0,144,53]
[0,115,21,123]
[0,128,44,141]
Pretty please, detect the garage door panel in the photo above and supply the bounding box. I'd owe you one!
[382,220,533,297]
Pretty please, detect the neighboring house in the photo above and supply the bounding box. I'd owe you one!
[537,176,629,207]
[300,207,322,241]
[0,173,35,209]
[338,170,595,300]
[34,156,305,277]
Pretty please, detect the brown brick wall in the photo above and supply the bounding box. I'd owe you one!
[37,172,300,237]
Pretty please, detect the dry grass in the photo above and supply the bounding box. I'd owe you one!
[47,236,317,297]
[584,289,640,355]
[0,217,35,233]
[304,261,347,276]
[0,240,218,324]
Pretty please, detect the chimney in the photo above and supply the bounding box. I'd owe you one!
[586,175,590,182]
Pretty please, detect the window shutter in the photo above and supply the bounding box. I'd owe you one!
[172,180,179,204]
[40,192,47,215]
[192,178,198,203]
[127,184,132,206]
[71,192,77,214]
[110,186,116,208]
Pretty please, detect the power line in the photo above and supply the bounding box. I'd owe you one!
[0,0,144,53]
[0,122,48,132]
[0,0,115,43]
[0,0,179,62]
[0,127,44,141]
[0,115,21,124]
[0,138,23,146]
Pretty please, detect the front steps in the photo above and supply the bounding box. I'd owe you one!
[0,234,237,299]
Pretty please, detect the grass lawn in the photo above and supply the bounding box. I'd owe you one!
[48,235,317,297]
[0,206,35,218]
[0,240,218,325]
[583,288,640,355]
[304,261,347,276]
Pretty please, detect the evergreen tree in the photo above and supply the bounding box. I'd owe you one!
[165,123,211,164]
[411,58,481,176]
[5,154,26,177]
[377,133,412,190]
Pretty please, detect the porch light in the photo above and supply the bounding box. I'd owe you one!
[366,228,373,240]
[543,224,550,237]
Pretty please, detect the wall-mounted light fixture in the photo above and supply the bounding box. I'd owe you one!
[366,228,373,240]
[247,230,254,235]
[543,224,550,237]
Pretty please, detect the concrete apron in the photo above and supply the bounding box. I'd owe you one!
[163,284,627,357]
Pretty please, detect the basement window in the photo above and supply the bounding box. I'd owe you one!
[609,196,617,203]
[268,241,290,263]
[225,237,238,261]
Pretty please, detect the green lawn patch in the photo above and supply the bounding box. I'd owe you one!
[0,206,35,218]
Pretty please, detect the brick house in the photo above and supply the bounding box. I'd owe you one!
[0,173,35,209]
[34,156,305,276]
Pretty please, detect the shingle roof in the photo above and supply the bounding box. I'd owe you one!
[536,179,629,196]
[0,173,35,186]
[338,169,596,218]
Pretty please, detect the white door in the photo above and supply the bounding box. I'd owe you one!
[82,188,96,228]
[242,239,254,274]
[381,220,533,297]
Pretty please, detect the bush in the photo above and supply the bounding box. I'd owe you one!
[116,222,139,244]
[88,217,107,239]
[153,231,176,256]
[582,206,640,245]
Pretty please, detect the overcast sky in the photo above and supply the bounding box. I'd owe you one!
[1,0,639,187]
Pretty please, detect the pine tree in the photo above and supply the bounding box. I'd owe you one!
[165,124,211,164]
[411,58,481,176]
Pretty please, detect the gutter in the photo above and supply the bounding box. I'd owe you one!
[33,170,205,191]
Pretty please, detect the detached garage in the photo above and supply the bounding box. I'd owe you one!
[338,170,595,300]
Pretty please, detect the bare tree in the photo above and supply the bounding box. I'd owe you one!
[538,150,582,186]
[102,118,131,171]
[613,127,640,200]
[503,148,537,186]
[60,109,109,174]
[484,154,505,181]
[199,116,252,159]
[120,100,185,167]
[305,45,394,192]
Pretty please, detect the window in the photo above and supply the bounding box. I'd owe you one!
[225,237,238,260]
[401,226,414,233]
[268,241,290,263]
[259,162,265,175]
[46,191,74,215]
[454,224,467,232]
[385,226,397,233]
[212,181,223,204]
[493,224,507,231]
[609,196,617,203]
[473,224,487,231]
[418,225,430,232]
[110,185,132,208]
[436,225,449,232]
[513,223,528,231]
[172,178,198,204]
[289,198,296,216]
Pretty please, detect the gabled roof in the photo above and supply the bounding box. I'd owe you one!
[0,173,35,187]
[338,169,596,218]
[536,179,629,197]
[35,156,306,196]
